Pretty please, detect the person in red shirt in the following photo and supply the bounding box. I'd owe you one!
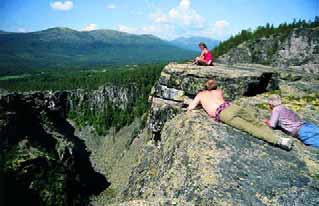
[194,42,214,66]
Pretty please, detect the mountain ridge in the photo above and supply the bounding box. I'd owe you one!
[0,27,196,73]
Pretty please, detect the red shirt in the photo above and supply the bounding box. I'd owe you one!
[203,49,213,63]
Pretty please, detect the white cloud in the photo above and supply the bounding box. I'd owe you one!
[83,24,98,31]
[17,28,27,33]
[151,0,204,28]
[118,25,138,33]
[107,3,116,9]
[214,20,230,31]
[115,24,177,39]
[113,1,231,40]
[142,0,208,39]
[200,20,231,39]
[180,0,191,10]
[141,24,177,39]
[50,1,74,11]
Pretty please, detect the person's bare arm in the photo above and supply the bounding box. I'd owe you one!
[187,93,201,111]
[218,89,225,99]
[264,107,279,128]
[199,50,205,58]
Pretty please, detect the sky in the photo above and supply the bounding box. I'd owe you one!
[0,0,318,40]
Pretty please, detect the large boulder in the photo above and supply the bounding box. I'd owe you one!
[118,111,319,206]
[148,63,279,133]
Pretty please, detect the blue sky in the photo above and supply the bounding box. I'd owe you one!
[0,0,318,40]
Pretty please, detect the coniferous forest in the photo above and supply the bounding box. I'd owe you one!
[212,16,319,58]
[0,64,164,135]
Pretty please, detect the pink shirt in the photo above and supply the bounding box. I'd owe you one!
[203,50,213,63]
[269,105,305,136]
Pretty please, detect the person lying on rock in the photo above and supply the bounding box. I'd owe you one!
[187,80,293,150]
[193,42,214,66]
[264,95,319,148]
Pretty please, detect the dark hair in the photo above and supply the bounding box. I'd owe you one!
[205,80,217,90]
[199,42,207,49]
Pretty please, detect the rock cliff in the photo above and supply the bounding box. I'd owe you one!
[0,92,109,206]
[1,63,318,206]
[67,83,142,135]
[148,63,279,134]
[69,84,138,112]
[217,27,319,73]
[119,110,319,206]
[90,63,319,206]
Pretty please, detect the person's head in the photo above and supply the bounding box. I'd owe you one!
[205,79,217,90]
[268,94,282,109]
[199,42,207,50]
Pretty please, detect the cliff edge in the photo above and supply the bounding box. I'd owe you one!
[1,63,318,206]
[94,63,319,205]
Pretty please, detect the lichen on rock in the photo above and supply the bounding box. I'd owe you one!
[117,110,319,206]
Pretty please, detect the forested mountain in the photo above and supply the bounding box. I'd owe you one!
[212,17,319,59]
[0,27,195,73]
[170,36,219,51]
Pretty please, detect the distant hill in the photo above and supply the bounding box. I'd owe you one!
[170,36,219,51]
[0,30,10,34]
[0,27,196,73]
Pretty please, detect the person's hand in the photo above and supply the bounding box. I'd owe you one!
[263,119,270,127]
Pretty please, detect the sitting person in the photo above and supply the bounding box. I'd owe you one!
[264,95,319,148]
[194,42,213,66]
[187,80,293,150]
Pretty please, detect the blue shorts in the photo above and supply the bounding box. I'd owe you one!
[298,123,319,148]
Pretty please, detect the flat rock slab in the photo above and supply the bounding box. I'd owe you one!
[122,111,319,206]
[148,63,279,133]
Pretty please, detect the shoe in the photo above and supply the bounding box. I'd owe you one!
[277,137,294,151]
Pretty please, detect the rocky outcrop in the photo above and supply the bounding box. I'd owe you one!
[50,63,318,206]
[2,63,318,206]
[273,28,319,73]
[67,83,141,135]
[148,63,279,133]
[218,37,279,65]
[0,92,109,206]
[97,63,319,206]
[217,27,319,73]
[69,84,139,112]
[118,110,319,206]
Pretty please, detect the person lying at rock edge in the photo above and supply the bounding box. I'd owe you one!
[194,42,214,66]
[187,80,293,150]
[264,95,319,148]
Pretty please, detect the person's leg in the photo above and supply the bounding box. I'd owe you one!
[298,123,319,148]
[220,104,291,147]
[196,59,209,66]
